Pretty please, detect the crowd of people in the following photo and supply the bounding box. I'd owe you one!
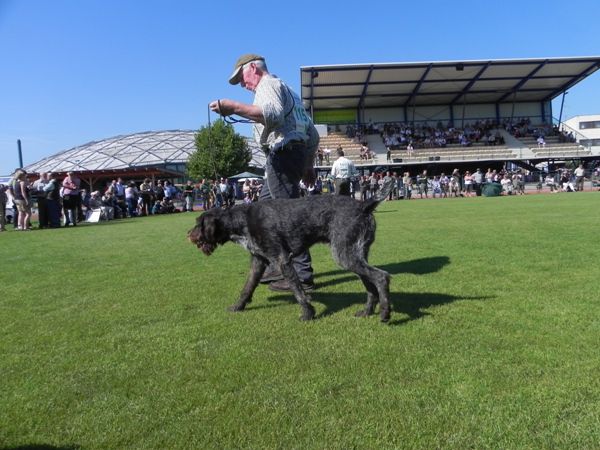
[308,161,597,201]
[0,170,264,231]
[379,120,504,150]
[504,117,577,144]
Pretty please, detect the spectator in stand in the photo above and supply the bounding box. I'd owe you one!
[330,148,358,196]
[323,146,331,164]
[537,135,546,148]
[574,164,585,191]
[62,171,80,226]
[317,147,324,165]
[33,172,50,229]
[406,141,414,157]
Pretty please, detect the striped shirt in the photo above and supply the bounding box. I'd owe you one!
[253,74,319,153]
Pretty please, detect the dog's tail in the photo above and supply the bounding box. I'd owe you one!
[362,179,395,214]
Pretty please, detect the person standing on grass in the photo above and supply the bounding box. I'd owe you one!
[183,180,195,212]
[10,169,31,231]
[125,182,138,217]
[0,182,8,231]
[33,172,50,229]
[574,164,585,191]
[210,53,318,292]
[330,148,357,196]
[62,172,80,226]
[139,178,154,216]
[44,173,62,228]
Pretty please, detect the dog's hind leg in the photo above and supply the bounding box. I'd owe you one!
[355,264,390,322]
[228,255,267,312]
[277,255,316,321]
[354,276,379,318]
[332,244,391,322]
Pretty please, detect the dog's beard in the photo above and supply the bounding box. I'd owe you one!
[188,228,216,256]
[198,241,216,256]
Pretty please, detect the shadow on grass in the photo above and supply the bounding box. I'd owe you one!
[250,256,491,323]
[314,256,450,290]
[264,290,492,325]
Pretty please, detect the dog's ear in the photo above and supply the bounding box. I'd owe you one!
[200,214,218,243]
[201,212,230,245]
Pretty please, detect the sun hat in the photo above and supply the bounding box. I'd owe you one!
[229,53,264,85]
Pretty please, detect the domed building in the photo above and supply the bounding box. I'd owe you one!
[23,129,265,189]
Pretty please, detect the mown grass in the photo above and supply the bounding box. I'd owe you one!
[1,193,599,449]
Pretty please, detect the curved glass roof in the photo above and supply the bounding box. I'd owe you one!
[24,130,265,174]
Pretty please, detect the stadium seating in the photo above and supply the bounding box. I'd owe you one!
[317,132,374,165]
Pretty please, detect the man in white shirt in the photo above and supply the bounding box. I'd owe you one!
[210,53,317,291]
[574,164,585,191]
[330,148,357,196]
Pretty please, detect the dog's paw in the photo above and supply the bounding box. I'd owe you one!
[228,304,246,312]
[380,309,391,323]
[354,310,370,318]
[299,306,316,321]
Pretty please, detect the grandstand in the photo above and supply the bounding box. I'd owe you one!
[301,56,600,173]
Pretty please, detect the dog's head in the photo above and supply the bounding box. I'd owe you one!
[188,210,229,256]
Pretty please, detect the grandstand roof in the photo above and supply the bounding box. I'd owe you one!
[300,56,600,110]
[23,130,266,176]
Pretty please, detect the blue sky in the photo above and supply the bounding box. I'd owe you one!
[1,0,599,174]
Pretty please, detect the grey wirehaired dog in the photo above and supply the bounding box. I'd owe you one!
[188,182,393,322]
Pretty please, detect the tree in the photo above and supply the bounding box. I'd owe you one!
[187,119,251,180]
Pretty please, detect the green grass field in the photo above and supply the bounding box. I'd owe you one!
[1,193,599,449]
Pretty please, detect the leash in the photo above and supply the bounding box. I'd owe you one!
[216,99,256,124]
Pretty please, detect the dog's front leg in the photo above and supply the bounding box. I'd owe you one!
[228,255,266,312]
[278,258,316,321]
